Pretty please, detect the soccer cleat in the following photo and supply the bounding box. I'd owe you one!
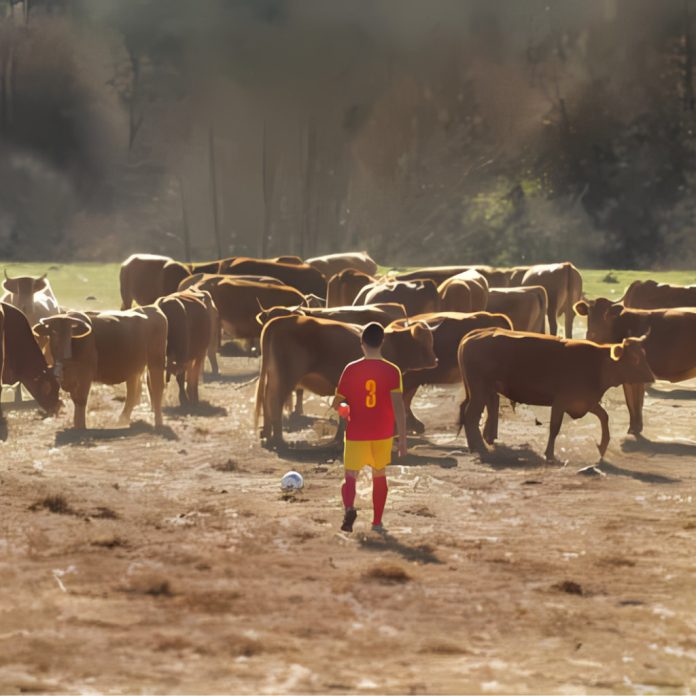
[341,508,357,532]
[371,523,385,534]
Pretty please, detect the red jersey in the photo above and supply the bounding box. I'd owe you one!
[336,358,403,441]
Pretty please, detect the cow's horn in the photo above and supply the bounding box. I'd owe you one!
[256,298,267,312]
[3,269,10,281]
[71,317,93,339]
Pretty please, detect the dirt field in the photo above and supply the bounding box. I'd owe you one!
[2,352,696,694]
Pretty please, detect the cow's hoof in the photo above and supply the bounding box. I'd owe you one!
[407,420,425,435]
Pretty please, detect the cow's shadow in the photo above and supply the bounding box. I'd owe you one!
[598,457,680,484]
[55,420,178,447]
[164,401,227,418]
[203,371,258,386]
[621,434,696,458]
[477,443,548,470]
[394,451,458,469]
[357,530,443,565]
[272,441,343,463]
[647,386,696,401]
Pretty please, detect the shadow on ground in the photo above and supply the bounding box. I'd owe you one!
[164,401,227,418]
[55,420,178,447]
[647,386,696,401]
[203,371,258,386]
[599,458,680,484]
[478,443,549,470]
[621,434,696,458]
[358,530,443,565]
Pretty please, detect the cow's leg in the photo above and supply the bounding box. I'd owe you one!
[623,383,644,435]
[544,402,564,461]
[403,385,425,434]
[482,392,500,445]
[71,383,90,430]
[147,364,165,427]
[588,402,610,458]
[186,358,203,404]
[547,301,559,336]
[120,372,142,425]
[176,372,188,406]
[293,389,304,416]
[463,389,488,455]
[14,383,22,403]
[563,307,574,339]
[207,314,220,377]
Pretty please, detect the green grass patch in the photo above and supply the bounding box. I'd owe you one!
[3,261,696,312]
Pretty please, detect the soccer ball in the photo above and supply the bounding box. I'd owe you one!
[280,470,304,491]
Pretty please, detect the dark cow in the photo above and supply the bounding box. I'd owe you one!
[622,279,696,309]
[326,269,374,307]
[255,315,437,446]
[575,298,696,434]
[306,252,379,278]
[458,328,653,461]
[256,303,407,328]
[156,292,212,405]
[437,270,489,313]
[219,258,326,296]
[119,254,191,309]
[390,311,513,433]
[485,286,548,333]
[1,302,60,423]
[354,279,440,316]
[34,306,168,429]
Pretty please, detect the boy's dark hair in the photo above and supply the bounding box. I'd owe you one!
[361,322,385,348]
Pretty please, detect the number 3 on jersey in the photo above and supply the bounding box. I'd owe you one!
[365,379,377,408]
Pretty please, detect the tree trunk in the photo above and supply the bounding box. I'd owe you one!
[208,126,223,258]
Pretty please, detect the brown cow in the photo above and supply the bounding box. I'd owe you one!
[326,269,374,307]
[575,298,696,435]
[306,252,379,278]
[621,279,696,309]
[206,279,307,343]
[390,311,513,433]
[178,273,286,293]
[437,270,489,313]
[33,306,167,429]
[518,263,583,337]
[458,327,653,461]
[273,255,304,265]
[156,292,211,405]
[256,303,407,328]
[485,286,548,333]
[354,280,440,315]
[1,303,61,423]
[255,315,437,446]
[220,258,326,296]
[119,254,191,309]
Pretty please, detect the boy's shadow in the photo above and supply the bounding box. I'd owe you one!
[358,530,443,565]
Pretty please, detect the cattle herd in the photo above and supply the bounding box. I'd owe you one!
[2,253,696,463]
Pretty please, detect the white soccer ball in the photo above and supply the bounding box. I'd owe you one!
[280,470,304,491]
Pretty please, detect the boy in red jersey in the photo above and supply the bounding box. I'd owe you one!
[333,322,407,533]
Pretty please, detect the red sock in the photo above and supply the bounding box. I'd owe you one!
[372,476,388,525]
[341,475,356,509]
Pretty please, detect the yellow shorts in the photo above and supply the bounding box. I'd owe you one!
[344,437,393,472]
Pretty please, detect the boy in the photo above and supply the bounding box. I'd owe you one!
[333,322,408,533]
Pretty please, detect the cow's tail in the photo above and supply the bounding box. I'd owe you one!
[536,285,549,334]
[253,322,273,433]
[456,340,470,436]
[119,263,132,310]
[565,262,583,312]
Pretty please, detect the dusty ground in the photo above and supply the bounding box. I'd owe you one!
[1,355,696,694]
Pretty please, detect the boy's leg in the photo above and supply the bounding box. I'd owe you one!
[341,440,370,532]
[371,438,392,529]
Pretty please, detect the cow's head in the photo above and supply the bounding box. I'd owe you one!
[574,297,623,343]
[383,321,438,373]
[609,334,654,384]
[33,312,93,382]
[3,271,48,319]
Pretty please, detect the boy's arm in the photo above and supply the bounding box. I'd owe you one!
[390,391,408,457]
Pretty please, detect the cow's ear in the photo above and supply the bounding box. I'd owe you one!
[33,274,47,292]
[573,300,589,316]
[610,344,624,361]
[605,304,623,320]
[2,278,17,293]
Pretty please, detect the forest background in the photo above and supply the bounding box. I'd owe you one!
[1,0,695,270]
